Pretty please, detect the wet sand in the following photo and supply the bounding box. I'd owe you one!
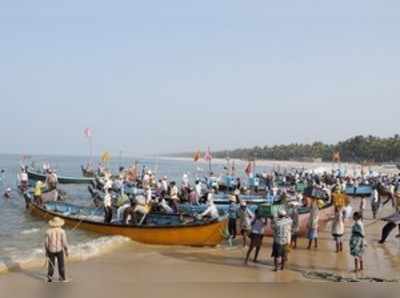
[0,198,399,294]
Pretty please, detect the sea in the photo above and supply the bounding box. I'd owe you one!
[0,154,276,273]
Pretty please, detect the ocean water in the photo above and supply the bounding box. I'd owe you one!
[0,154,275,272]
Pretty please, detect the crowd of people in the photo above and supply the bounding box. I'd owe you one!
[13,162,400,276]
[77,163,400,273]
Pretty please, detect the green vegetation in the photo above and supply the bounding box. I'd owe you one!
[178,135,400,163]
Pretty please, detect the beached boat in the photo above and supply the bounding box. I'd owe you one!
[264,201,333,237]
[345,185,372,197]
[27,168,94,184]
[27,201,227,247]
[179,199,333,237]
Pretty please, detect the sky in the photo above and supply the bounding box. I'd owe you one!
[1,0,400,157]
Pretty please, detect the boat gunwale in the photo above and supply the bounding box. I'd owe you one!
[27,168,94,183]
[30,201,227,230]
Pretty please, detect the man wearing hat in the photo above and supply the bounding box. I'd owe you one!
[45,217,69,282]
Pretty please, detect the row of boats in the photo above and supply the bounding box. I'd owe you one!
[25,167,374,197]
[21,165,372,247]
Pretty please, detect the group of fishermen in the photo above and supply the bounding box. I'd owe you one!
[81,164,400,249]
[14,162,400,277]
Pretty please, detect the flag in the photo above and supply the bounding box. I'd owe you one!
[193,150,201,162]
[84,128,93,138]
[101,151,111,162]
[204,147,212,162]
[332,151,341,162]
[245,162,252,176]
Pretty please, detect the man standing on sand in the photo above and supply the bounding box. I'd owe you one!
[238,201,254,248]
[271,210,292,272]
[45,217,69,282]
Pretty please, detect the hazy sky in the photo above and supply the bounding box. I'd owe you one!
[1,1,399,156]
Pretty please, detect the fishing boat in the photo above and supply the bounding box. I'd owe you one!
[27,201,227,247]
[180,199,333,237]
[27,168,94,185]
[345,185,373,197]
[265,201,333,236]
[213,193,267,205]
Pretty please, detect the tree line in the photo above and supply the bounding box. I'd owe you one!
[178,135,400,163]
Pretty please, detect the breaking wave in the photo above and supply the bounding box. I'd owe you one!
[0,236,130,274]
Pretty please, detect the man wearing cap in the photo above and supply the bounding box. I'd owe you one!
[45,217,69,282]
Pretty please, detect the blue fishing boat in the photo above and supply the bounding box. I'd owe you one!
[27,168,94,184]
[345,185,372,197]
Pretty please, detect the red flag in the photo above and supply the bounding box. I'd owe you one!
[193,150,201,162]
[245,162,252,176]
[84,128,92,138]
[204,147,212,162]
[332,151,341,162]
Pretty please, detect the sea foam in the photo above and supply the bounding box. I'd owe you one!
[0,236,131,274]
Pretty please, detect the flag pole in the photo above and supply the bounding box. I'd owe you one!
[89,135,93,167]
[208,147,212,173]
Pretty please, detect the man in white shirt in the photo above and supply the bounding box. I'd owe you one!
[195,180,202,203]
[207,189,215,202]
[142,172,150,189]
[145,187,152,204]
[104,190,113,223]
[199,198,219,220]
[170,181,179,212]
[19,168,29,191]
[182,173,190,188]
[161,177,169,192]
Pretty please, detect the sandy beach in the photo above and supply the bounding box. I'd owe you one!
[160,156,400,176]
[1,197,399,294]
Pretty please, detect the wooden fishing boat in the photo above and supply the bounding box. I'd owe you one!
[27,168,94,185]
[28,201,227,247]
[345,185,372,197]
[263,201,333,237]
[179,200,333,237]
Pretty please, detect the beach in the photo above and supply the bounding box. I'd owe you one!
[161,156,400,176]
[1,197,399,292]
